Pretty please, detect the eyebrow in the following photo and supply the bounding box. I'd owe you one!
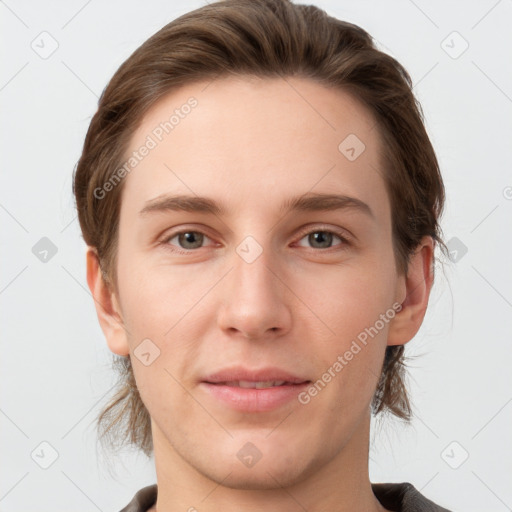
[139,192,374,219]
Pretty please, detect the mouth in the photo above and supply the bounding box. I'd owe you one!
[207,380,308,389]
[202,366,309,385]
[200,368,311,412]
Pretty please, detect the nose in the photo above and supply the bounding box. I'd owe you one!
[216,240,292,341]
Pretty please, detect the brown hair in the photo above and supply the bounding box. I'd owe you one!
[73,0,447,457]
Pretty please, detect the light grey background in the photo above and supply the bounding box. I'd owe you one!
[1,1,511,511]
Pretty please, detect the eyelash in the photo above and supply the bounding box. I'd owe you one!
[160,225,353,255]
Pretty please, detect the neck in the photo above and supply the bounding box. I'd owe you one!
[149,409,388,512]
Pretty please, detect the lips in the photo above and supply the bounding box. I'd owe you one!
[200,366,311,412]
[202,366,310,386]
[216,380,290,388]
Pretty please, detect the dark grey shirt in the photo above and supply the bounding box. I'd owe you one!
[119,482,453,511]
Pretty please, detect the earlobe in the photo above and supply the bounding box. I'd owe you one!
[387,236,434,347]
[86,247,130,356]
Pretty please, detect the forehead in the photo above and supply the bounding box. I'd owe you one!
[120,75,388,219]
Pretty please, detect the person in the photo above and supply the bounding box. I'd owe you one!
[72,0,453,510]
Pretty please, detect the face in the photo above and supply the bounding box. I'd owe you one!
[104,75,411,488]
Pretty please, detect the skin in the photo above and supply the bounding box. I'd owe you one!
[87,75,433,512]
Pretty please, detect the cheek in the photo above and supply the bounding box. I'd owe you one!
[116,252,213,339]
[116,256,213,382]
[298,259,396,343]
[297,262,394,399]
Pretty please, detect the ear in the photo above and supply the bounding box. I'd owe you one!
[86,247,130,356]
[387,236,435,346]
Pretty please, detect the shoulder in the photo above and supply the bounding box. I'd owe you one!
[119,484,157,512]
[371,481,453,511]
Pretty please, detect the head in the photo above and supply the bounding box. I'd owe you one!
[73,0,447,475]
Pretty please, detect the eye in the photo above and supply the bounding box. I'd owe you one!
[160,225,352,254]
[295,227,351,250]
[162,230,214,253]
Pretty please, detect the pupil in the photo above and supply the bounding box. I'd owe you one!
[310,231,331,248]
[180,232,203,249]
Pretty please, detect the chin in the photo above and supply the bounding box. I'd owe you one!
[193,448,318,491]
[212,464,310,491]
